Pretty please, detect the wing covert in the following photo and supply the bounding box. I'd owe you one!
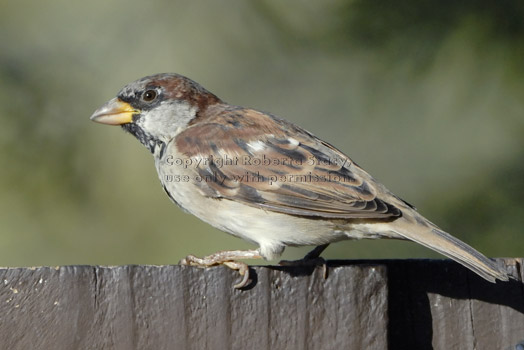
[174,108,401,219]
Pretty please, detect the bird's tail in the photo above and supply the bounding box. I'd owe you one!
[393,218,509,283]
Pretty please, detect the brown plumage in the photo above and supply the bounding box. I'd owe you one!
[176,106,400,219]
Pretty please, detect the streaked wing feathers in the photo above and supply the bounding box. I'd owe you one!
[175,107,401,219]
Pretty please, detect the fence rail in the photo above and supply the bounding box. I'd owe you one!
[1,259,523,350]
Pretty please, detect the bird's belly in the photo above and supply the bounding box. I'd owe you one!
[156,159,348,255]
[155,156,402,259]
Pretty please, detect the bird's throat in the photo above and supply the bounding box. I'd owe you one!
[121,123,164,154]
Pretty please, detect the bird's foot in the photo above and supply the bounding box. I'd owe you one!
[180,249,262,289]
[279,244,330,278]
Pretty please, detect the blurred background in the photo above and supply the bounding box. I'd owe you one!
[1,0,523,267]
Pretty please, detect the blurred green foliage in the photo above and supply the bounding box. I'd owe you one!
[0,0,522,266]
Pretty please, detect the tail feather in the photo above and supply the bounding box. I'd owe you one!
[394,222,509,283]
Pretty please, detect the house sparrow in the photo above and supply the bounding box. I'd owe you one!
[91,73,508,288]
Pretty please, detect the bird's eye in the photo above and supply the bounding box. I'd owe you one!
[142,89,157,102]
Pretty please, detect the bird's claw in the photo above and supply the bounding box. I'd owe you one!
[179,250,261,289]
[222,261,251,289]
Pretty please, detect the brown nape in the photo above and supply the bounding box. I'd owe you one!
[150,74,222,123]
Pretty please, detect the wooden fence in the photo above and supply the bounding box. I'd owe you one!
[1,259,523,349]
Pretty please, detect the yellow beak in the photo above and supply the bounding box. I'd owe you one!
[90,98,138,125]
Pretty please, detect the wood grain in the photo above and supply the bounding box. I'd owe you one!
[0,259,522,350]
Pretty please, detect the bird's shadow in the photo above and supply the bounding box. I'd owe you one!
[239,260,329,290]
[382,259,524,349]
[250,259,524,349]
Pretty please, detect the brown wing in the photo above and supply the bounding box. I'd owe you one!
[175,107,401,219]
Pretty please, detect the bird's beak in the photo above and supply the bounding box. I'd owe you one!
[90,98,139,125]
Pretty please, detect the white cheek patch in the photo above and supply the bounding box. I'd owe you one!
[141,101,197,142]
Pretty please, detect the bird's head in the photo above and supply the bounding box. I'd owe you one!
[90,73,221,152]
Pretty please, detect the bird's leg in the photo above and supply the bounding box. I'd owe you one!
[303,243,330,260]
[279,244,330,278]
[180,249,262,289]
